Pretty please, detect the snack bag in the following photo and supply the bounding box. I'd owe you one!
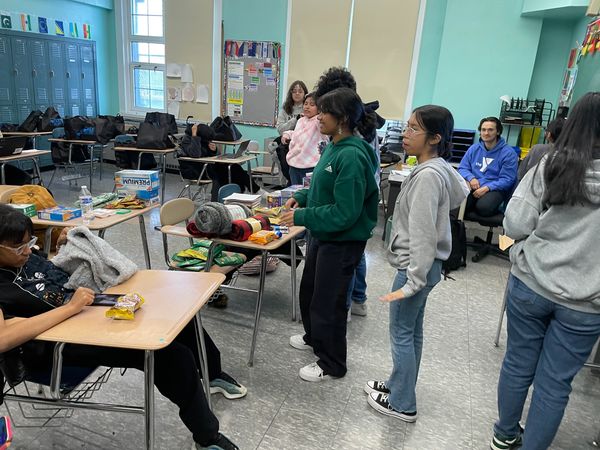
[105,292,145,320]
[248,230,278,245]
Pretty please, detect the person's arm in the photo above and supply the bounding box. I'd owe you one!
[458,147,476,181]
[0,287,94,353]
[276,110,298,135]
[503,164,545,240]
[281,129,294,145]
[293,151,368,233]
[485,151,518,192]
[292,189,308,207]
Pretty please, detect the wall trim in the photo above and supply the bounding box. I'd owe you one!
[282,0,292,96]
[70,0,114,10]
[345,0,356,68]
[404,0,427,120]
[212,0,223,118]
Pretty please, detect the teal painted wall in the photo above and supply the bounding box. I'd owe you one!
[412,0,447,108]
[528,19,573,108]
[222,0,288,149]
[428,0,543,129]
[4,0,119,115]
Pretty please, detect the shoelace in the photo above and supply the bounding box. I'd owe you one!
[379,393,394,410]
[375,381,387,390]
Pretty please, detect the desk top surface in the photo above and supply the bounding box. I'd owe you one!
[179,154,256,164]
[113,146,177,154]
[35,270,225,350]
[3,131,52,136]
[212,139,245,146]
[0,149,50,162]
[32,204,157,229]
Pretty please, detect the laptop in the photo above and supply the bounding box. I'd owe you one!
[215,140,250,159]
[0,137,26,157]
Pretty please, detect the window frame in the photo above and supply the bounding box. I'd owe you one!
[116,0,166,116]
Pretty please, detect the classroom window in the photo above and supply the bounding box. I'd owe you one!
[119,0,166,114]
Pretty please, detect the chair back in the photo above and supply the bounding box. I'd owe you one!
[218,183,241,203]
[160,198,195,226]
[247,140,259,153]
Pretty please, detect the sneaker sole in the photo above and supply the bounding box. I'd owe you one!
[210,385,247,399]
[363,383,390,396]
[289,338,312,351]
[367,395,417,422]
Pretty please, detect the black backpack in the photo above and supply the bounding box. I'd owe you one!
[64,115,96,140]
[18,110,43,132]
[144,112,178,134]
[37,107,61,132]
[136,121,175,150]
[442,219,467,276]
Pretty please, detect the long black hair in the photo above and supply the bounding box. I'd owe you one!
[0,204,33,245]
[317,87,376,139]
[282,80,308,115]
[412,105,454,160]
[541,92,600,206]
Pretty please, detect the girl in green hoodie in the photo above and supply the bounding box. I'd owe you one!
[280,87,379,382]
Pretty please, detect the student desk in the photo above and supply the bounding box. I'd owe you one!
[178,154,257,192]
[3,130,52,149]
[33,205,157,269]
[32,270,225,450]
[0,149,49,185]
[48,138,105,193]
[160,224,305,366]
[113,147,177,204]
[212,138,245,154]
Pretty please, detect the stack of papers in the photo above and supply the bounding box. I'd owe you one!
[223,193,262,209]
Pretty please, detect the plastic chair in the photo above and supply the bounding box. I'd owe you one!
[176,161,212,202]
[218,183,241,203]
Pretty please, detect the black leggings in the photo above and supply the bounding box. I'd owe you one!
[24,322,222,445]
[465,190,506,217]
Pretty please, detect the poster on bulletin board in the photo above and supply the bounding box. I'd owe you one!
[222,40,281,126]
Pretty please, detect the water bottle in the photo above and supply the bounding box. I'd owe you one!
[79,185,93,225]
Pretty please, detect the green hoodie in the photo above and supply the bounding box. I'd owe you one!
[293,135,379,241]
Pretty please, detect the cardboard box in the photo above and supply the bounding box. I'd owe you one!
[38,206,82,221]
[266,191,283,208]
[10,203,36,217]
[114,170,160,201]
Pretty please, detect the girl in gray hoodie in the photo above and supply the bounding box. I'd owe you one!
[491,92,600,450]
[364,105,469,422]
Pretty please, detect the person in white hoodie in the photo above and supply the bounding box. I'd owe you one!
[364,105,469,422]
[490,92,600,450]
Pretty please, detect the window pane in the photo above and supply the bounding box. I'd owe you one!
[148,43,165,63]
[134,67,164,110]
[131,42,149,63]
[132,14,148,36]
[135,88,150,109]
[132,0,148,15]
[147,16,163,37]
[150,90,164,109]
[150,69,164,90]
[147,0,163,15]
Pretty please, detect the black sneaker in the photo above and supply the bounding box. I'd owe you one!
[367,392,417,422]
[210,371,247,399]
[490,424,524,450]
[194,433,239,450]
[364,380,390,395]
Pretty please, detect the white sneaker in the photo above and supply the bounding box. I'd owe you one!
[299,362,332,382]
[351,301,368,316]
[289,334,311,350]
[347,309,351,323]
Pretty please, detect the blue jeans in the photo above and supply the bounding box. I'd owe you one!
[495,274,600,449]
[387,260,442,412]
[289,166,313,186]
[346,253,367,309]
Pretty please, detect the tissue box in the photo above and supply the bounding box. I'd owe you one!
[10,203,36,217]
[38,206,82,221]
[114,170,160,201]
[266,191,283,208]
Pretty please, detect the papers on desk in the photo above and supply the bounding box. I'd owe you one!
[223,193,261,209]
[389,168,413,182]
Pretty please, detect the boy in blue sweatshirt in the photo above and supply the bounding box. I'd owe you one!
[458,117,518,216]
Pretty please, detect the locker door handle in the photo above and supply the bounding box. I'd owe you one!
[81,72,85,80]
[66,71,70,79]
[32,69,37,77]
[49,70,55,78]
[12,68,18,76]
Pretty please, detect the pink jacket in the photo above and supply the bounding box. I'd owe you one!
[283,115,327,169]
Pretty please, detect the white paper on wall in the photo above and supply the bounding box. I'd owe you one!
[181,64,193,83]
[167,86,181,101]
[167,101,180,118]
[166,63,182,77]
[196,84,209,103]
[181,83,195,102]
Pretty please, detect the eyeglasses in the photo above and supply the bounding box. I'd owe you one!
[403,126,426,136]
[0,236,37,256]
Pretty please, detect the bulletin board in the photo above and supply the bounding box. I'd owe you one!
[222,40,281,126]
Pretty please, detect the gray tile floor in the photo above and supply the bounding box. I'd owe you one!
[3,164,599,449]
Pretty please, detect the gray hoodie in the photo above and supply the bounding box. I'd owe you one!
[388,158,470,297]
[504,158,600,314]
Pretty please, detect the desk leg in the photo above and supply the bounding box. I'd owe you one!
[161,153,167,204]
[139,215,152,269]
[0,163,5,185]
[227,164,232,185]
[44,226,54,255]
[246,159,253,193]
[144,350,155,450]
[291,236,297,321]
[194,312,212,410]
[88,144,93,194]
[32,157,44,186]
[99,145,103,181]
[32,135,37,149]
[494,283,509,347]
[248,250,269,367]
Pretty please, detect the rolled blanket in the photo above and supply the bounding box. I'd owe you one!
[194,202,251,235]
[229,215,270,241]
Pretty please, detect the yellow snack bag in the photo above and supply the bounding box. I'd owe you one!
[105,292,145,320]
[248,230,277,245]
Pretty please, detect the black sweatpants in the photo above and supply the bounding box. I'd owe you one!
[465,190,506,217]
[24,322,222,445]
[299,238,366,377]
